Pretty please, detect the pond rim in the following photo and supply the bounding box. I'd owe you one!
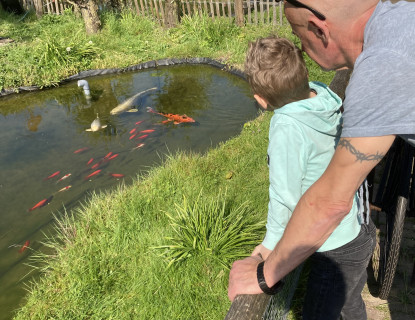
[0,57,247,98]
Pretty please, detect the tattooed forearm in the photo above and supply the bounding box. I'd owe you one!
[338,138,385,162]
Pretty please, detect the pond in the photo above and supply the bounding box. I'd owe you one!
[0,64,259,319]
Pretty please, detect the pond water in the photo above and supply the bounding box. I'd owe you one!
[0,64,259,319]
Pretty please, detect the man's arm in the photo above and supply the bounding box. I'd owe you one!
[228,135,396,301]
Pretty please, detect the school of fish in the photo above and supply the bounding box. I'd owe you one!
[20,85,196,254]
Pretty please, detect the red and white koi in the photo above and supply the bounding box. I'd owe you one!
[57,173,71,183]
[57,185,72,193]
[84,169,101,180]
[132,143,145,151]
[44,171,60,180]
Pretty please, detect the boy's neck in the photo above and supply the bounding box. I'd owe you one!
[309,89,317,98]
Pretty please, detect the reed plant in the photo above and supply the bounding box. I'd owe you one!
[154,192,264,268]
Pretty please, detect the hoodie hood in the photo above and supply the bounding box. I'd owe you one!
[274,81,342,136]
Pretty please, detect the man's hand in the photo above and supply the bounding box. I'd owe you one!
[228,255,263,301]
[251,244,272,260]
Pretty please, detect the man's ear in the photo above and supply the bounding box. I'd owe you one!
[309,18,329,46]
[254,94,268,109]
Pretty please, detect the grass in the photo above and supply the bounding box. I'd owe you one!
[1,7,336,320]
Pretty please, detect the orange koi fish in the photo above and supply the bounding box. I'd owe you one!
[108,154,119,160]
[109,173,124,178]
[87,158,94,165]
[135,120,144,125]
[129,128,137,134]
[44,171,60,180]
[19,240,30,253]
[57,185,71,193]
[57,173,71,183]
[28,195,53,212]
[147,107,195,124]
[129,133,138,140]
[137,134,148,140]
[84,169,101,180]
[140,129,155,133]
[91,161,102,169]
[103,152,113,159]
[132,143,145,151]
[74,147,89,154]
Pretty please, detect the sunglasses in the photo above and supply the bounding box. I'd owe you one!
[285,0,326,21]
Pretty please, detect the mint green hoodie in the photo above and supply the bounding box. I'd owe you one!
[263,81,361,252]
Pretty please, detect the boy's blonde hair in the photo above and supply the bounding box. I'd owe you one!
[245,36,310,109]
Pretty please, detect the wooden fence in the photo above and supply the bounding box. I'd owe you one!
[19,0,284,26]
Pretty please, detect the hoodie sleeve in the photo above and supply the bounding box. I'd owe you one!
[262,117,307,250]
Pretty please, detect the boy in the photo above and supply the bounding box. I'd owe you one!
[244,36,372,318]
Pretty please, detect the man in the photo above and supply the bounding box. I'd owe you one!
[228,0,415,319]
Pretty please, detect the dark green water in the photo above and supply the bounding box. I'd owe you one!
[0,64,259,319]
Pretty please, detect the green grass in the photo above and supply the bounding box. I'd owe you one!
[2,7,336,320]
[0,8,333,91]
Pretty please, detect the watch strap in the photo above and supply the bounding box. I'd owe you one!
[256,261,284,295]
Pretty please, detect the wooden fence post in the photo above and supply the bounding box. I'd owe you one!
[164,0,179,27]
[33,0,43,17]
[234,0,244,27]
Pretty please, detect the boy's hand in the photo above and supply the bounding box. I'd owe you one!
[251,244,272,260]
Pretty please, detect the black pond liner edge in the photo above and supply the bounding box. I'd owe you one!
[0,57,247,97]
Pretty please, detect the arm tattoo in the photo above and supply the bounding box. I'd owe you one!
[338,138,385,162]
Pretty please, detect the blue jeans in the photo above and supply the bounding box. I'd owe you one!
[302,219,376,320]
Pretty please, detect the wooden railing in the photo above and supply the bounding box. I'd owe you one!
[18,0,284,26]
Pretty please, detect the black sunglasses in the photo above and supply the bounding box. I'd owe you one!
[285,0,326,21]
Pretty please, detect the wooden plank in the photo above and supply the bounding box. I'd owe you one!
[159,0,165,24]
[139,0,146,15]
[143,0,149,15]
[193,0,197,16]
[253,0,258,24]
[198,0,202,16]
[153,0,160,24]
[46,0,51,14]
[224,294,271,320]
[203,0,208,14]
[60,0,64,12]
[272,1,276,26]
[259,0,264,24]
[215,0,220,18]
[185,0,190,15]
[246,0,251,24]
[54,0,60,14]
[209,0,214,19]
[279,1,283,25]
[149,0,154,15]
[266,0,270,24]
[133,0,140,14]
[227,0,232,21]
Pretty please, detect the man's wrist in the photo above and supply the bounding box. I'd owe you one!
[256,261,284,295]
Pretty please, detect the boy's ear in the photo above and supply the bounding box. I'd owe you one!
[254,94,268,109]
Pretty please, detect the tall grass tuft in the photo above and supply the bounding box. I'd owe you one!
[154,191,265,269]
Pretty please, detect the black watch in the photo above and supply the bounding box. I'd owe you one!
[256,261,284,295]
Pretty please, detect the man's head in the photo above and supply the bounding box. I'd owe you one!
[284,0,378,70]
[245,36,310,110]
